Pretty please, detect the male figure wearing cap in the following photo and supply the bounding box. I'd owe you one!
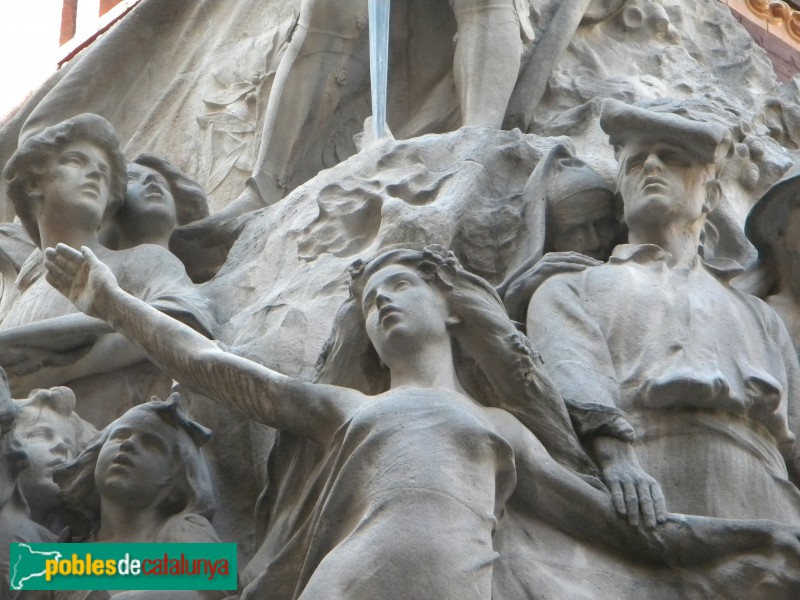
[0,113,215,427]
[528,99,800,526]
[745,166,800,360]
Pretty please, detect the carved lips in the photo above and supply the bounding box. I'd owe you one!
[109,451,136,470]
[378,305,401,327]
[643,176,668,193]
[143,181,165,200]
[80,181,102,196]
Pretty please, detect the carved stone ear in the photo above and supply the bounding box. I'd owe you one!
[24,179,44,204]
[704,179,722,214]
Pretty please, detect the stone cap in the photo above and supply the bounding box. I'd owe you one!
[600,98,729,166]
[745,164,800,256]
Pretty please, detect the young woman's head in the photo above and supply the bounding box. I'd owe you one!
[317,245,596,475]
[54,394,214,528]
[4,114,127,248]
[102,154,209,249]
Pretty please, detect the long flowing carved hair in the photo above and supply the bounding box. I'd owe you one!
[315,244,597,475]
[54,394,215,529]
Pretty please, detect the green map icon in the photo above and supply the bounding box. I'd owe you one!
[10,543,63,590]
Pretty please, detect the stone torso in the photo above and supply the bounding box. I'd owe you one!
[529,244,800,522]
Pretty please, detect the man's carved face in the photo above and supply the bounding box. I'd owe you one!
[551,189,619,260]
[38,140,111,226]
[618,140,709,230]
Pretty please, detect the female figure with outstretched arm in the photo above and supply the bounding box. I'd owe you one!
[44,242,800,599]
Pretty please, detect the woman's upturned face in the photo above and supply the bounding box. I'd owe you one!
[361,264,451,360]
[123,163,178,229]
[95,410,174,509]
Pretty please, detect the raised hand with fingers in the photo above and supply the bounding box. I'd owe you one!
[44,244,119,319]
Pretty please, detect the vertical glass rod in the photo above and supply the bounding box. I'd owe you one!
[368,0,390,140]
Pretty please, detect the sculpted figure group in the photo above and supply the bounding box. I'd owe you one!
[5,83,800,599]
[0,114,215,425]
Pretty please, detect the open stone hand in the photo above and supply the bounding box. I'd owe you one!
[604,461,668,529]
[44,244,118,319]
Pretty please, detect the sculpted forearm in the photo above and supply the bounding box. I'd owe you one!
[43,244,347,440]
[512,427,796,567]
[103,288,345,438]
[99,285,275,420]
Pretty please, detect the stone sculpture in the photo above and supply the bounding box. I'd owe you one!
[40,241,800,598]
[100,154,210,281]
[0,368,16,434]
[0,114,216,425]
[745,165,800,358]
[171,0,533,270]
[53,395,221,599]
[498,142,623,324]
[3,0,800,597]
[0,222,36,321]
[102,154,209,250]
[13,386,97,534]
[54,395,217,543]
[528,99,800,524]
[0,371,56,597]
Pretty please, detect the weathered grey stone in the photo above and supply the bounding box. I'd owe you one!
[529,99,800,524]
[0,114,215,426]
[0,371,56,596]
[41,241,800,599]
[13,386,97,535]
[745,165,800,360]
[3,0,800,597]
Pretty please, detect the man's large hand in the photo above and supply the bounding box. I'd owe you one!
[43,244,118,319]
[593,436,667,529]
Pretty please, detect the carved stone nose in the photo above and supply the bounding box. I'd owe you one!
[644,154,662,171]
[375,292,390,309]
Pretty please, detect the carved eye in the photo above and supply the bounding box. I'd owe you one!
[26,426,54,442]
[109,428,131,442]
[626,158,644,174]
[661,151,676,160]
[140,432,168,454]
[660,150,689,167]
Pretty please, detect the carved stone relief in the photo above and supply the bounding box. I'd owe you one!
[3,0,800,598]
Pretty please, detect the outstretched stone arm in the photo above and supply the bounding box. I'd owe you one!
[497,408,800,566]
[43,244,360,443]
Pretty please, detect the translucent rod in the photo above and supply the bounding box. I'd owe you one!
[368,0,390,140]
